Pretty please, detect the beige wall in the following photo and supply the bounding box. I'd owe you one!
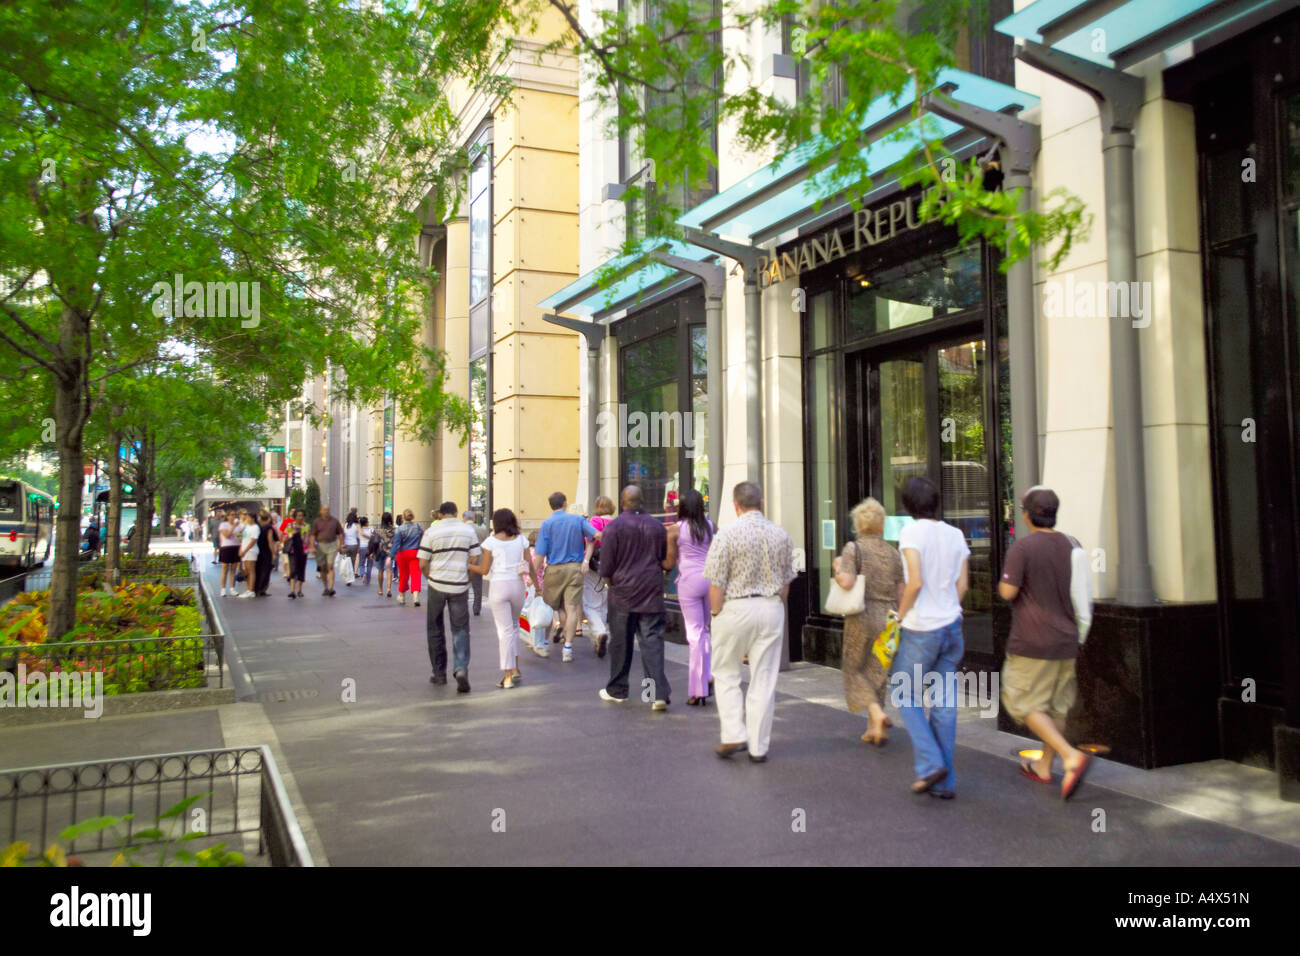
[1018,55,1217,603]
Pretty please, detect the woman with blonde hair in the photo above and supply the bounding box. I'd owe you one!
[832,497,905,745]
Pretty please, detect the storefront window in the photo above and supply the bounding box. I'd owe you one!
[807,337,840,609]
[846,245,982,341]
[469,357,490,518]
[622,329,680,519]
[469,140,492,305]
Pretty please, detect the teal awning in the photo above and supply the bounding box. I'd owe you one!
[537,238,718,321]
[678,68,1038,245]
[996,0,1293,71]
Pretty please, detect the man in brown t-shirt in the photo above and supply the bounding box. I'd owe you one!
[307,506,345,596]
[998,486,1092,801]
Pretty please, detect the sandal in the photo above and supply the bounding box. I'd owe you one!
[1019,760,1054,784]
[1061,754,1092,801]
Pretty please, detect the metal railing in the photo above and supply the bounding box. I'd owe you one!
[1,746,314,866]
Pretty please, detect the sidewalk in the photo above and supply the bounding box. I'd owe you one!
[198,550,1298,865]
[4,540,1297,866]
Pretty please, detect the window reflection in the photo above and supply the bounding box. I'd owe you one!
[847,246,983,340]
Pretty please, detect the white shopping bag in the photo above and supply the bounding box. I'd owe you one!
[334,551,356,585]
[525,594,553,633]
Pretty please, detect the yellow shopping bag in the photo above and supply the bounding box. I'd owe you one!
[872,611,901,670]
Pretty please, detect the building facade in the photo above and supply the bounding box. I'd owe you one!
[540,0,1300,799]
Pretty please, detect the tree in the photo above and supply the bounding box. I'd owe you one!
[532,0,1087,270]
[289,487,305,514]
[1,0,506,635]
[303,479,321,523]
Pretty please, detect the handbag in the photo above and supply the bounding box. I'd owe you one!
[823,541,867,617]
[872,611,901,669]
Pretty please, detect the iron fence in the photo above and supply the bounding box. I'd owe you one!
[1,746,314,866]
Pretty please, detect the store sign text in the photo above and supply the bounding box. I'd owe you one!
[757,189,944,288]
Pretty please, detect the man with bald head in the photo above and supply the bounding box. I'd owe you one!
[596,484,673,710]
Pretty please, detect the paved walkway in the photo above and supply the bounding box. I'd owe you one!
[4,541,1299,865]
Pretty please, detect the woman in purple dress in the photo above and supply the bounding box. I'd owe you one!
[667,489,715,706]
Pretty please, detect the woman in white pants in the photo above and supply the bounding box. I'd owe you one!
[580,496,615,657]
[467,508,539,690]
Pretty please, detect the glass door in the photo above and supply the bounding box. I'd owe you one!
[848,333,994,654]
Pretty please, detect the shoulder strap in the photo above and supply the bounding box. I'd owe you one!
[854,539,862,575]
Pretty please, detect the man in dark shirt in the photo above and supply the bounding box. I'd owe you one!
[307,506,346,596]
[597,485,672,710]
[998,486,1091,800]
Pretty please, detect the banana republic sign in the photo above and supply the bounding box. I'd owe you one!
[757,188,943,288]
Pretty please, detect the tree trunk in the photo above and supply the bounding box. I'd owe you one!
[133,434,156,559]
[106,427,122,577]
[49,307,92,640]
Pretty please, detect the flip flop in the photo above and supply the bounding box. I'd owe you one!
[1019,760,1053,784]
[1061,754,1092,801]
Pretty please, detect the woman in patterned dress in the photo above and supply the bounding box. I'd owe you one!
[833,497,905,745]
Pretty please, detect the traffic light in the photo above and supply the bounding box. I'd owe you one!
[122,483,134,494]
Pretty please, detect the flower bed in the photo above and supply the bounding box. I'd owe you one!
[0,583,207,697]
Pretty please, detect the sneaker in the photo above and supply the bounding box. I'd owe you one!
[453,670,470,694]
[220,587,228,597]
[238,591,256,599]
[562,644,574,663]
[396,593,405,606]
[531,644,550,659]
[651,700,668,712]
[599,689,626,703]
[413,598,420,608]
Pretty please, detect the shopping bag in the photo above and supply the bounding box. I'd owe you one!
[334,551,356,585]
[872,611,901,670]
[525,594,554,633]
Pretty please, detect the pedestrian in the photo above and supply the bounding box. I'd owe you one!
[463,511,489,616]
[218,510,241,596]
[357,516,374,585]
[668,488,715,706]
[581,496,615,660]
[307,505,345,597]
[392,508,423,606]
[999,486,1093,801]
[284,509,308,599]
[253,508,279,597]
[533,491,598,663]
[342,511,361,585]
[467,508,539,690]
[418,502,482,693]
[596,485,673,712]
[833,497,905,745]
[704,482,796,761]
[891,476,970,800]
[236,511,260,599]
[278,510,295,580]
[210,509,223,565]
[373,512,395,596]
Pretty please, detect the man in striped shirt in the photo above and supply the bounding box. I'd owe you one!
[419,501,482,693]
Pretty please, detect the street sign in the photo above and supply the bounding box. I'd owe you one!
[263,445,285,453]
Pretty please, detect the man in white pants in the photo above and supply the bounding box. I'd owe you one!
[703,482,796,763]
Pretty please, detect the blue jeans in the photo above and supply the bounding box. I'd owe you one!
[426,588,470,677]
[891,618,964,792]
[358,550,373,584]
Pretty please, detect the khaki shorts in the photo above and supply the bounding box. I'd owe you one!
[1001,653,1078,724]
[314,539,339,574]
[543,562,583,611]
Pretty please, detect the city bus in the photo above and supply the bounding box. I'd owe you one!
[0,479,54,569]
